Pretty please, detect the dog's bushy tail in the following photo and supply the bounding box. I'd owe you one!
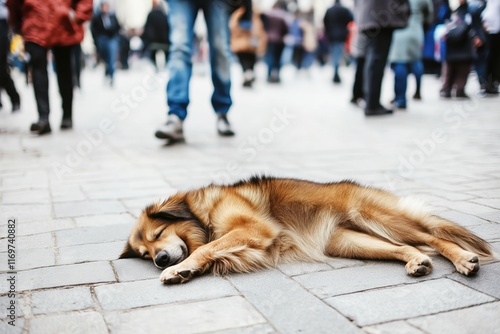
[429,216,499,263]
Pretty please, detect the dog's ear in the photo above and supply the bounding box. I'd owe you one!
[146,200,195,222]
[119,242,138,259]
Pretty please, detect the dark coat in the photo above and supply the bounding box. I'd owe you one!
[142,7,169,46]
[91,12,121,39]
[323,2,353,42]
[263,8,289,44]
[355,0,411,32]
[445,4,485,62]
[7,0,93,47]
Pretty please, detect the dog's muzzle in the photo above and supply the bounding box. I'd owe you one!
[154,246,187,269]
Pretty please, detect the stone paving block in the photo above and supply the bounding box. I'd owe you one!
[31,287,94,315]
[95,276,238,311]
[17,261,115,291]
[85,187,169,200]
[2,190,51,204]
[467,188,500,199]
[30,311,108,334]
[0,319,24,334]
[469,223,500,241]
[364,321,425,334]
[15,219,75,237]
[50,185,87,203]
[58,241,124,265]
[0,205,52,224]
[15,233,53,250]
[408,301,500,334]
[227,269,362,334]
[436,210,490,227]
[104,296,266,334]
[112,258,162,282]
[277,261,331,276]
[74,213,136,227]
[215,324,276,334]
[471,198,500,210]
[55,224,132,247]
[0,247,55,271]
[54,200,127,218]
[476,211,500,224]
[325,279,494,326]
[0,295,27,318]
[447,262,500,298]
[326,257,366,269]
[293,263,426,299]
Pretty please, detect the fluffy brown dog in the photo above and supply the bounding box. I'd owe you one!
[120,177,498,284]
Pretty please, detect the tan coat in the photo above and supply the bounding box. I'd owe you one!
[229,7,267,56]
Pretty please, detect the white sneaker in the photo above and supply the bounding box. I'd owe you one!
[155,114,184,141]
[216,114,235,136]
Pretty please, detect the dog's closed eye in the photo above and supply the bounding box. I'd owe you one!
[142,251,151,259]
[155,229,165,240]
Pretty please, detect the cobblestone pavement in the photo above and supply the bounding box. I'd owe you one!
[1,60,500,334]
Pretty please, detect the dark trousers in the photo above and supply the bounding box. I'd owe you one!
[25,42,74,121]
[363,29,394,110]
[0,19,20,106]
[266,42,285,77]
[236,52,257,72]
[442,61,471,93]
[486,33,500,92]
[352,56,365,100]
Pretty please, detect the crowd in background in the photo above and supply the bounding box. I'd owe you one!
[1,0,499,136]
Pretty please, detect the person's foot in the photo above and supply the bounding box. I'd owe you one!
[413,92,421,100]
[61,119,73,130]
[155,114,184,141]
[216,114,235,136]
[392,101,407,110]
[267,74,280,83]
[455,90,470,99]
[12,101,20,112]
[30,121,51,135]
[333,73,341,84]
[243,79,253,88]
[365,106,393,116]
[440,89,451,98]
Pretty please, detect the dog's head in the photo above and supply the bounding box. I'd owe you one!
[120,194,208,269]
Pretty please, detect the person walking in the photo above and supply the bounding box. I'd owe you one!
[154,0,236,143]
[350,25,368,106]
[142,0,169,71]
[440,0,485,99]
[0,0,20,112]
[389,0,434,109]
[262,2,289,83]
[482,0,500,95]
[323,0,353,84]
[91,2,121,86]
[355,0,411,116]
[7,0,92,135]
[229,6,267,88]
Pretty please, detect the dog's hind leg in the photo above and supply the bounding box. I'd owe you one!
[326,228,433,276]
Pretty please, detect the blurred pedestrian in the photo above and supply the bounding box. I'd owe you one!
[91,2,121,86]
[7,0,92,135]
[323,0,353,84]
[0,0,20,112]
[355,0,411,116]
[423,0,451,75]
[229,6,267,88]
[262,2,289,83]
[469,0,488,96]
[155,0,235,143]
[350,25,368,106]
[389,0,434,109]
[142,0,169,71]
[440,0,485,99]
[482,0,500,95]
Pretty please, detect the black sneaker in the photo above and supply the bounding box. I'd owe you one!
[30,121,51,135]
[365,106,393,116]
[61,119,73,130]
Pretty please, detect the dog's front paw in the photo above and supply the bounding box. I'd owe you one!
[160,263,201,284]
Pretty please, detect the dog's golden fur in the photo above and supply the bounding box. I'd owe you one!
[120,177,498,284]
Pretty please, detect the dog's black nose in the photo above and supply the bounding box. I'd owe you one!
[155,251,170,268]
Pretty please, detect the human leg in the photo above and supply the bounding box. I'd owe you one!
[53,45,75,127]
[392,62,408,108]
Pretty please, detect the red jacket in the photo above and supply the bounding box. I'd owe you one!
[7,0,93,48]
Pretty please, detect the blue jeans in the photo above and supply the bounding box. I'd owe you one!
[167,0,232,120]
[329,41,344,74]
[96,35,119,79]
[392,61,424,107]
